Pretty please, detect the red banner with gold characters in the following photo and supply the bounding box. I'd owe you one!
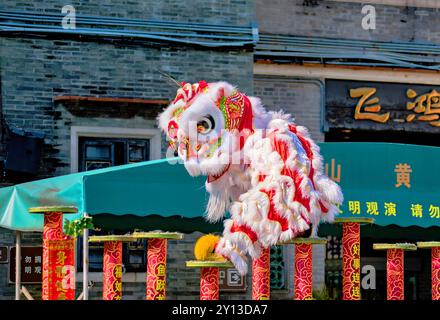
[387,249,404,300]
[146,238,167,300]
[47,239,75,300]
[432,248,440,300]
[42,212,63,300]
[103,241,123,300]
[200,267,219,300]
[294,243,313,300]
[342,222,361,300]
[252,247,270,300]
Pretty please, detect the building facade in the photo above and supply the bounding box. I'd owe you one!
[1,0,439,299]
[254,0,440,300]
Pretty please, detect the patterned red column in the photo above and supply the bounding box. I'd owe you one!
[146,238,167,300]
[432,248,440,300]
[294,243,313,300]
[387,249,404,300]
[42,212,63,300]
[103,241,123,300]
[342,222,361,300]
[252,247,270,300]
[200,267,219,300]
[47,239,75,300]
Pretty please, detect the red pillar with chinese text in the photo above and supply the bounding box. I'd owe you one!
[29,206,78,300]
[131,232,182,301]
[47,239,75,300]
[342,222,361,300]
[146,238,167,300]
[103,241,123,300]
[294,243,313,300]
[89,235,139,300]
[336,217,374,300]
[252,247,270,300]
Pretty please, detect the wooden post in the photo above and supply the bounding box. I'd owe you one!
[15,231,21,300]
[83,214,89,300]
[252,247,270,300]
[373,243,417,300]
[132,231,183,301]
[186,260,233,300]
[335,217,374,300]
[29,206,77,300]
[417,242,440,300]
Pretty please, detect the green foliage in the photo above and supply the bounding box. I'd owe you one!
[312,287,335,300]
[64,216,94,238]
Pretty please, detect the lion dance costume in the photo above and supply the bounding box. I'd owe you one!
[159,81,343,275]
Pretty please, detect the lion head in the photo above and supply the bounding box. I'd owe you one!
[159,81,267,178]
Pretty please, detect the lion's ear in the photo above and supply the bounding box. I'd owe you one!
[157,103,181,134]
[217,87,225,101]
[209,81,235,102]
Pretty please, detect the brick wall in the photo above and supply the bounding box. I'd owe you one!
[0,37,253,177]
[257,0,440,44]
[0,0,255,178]
[1,0,254,25]
[0,0,255,300]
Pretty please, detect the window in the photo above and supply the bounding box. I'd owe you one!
[325,235,343,299]
[79,137,150,171]
[70,126,161,173]
[270,245,286,289]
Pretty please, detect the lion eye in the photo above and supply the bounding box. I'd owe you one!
[197,115,215,134]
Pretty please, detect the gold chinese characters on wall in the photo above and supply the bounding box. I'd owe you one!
[350,87,440,127]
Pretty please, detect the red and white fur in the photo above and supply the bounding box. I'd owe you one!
[158,81,343,275]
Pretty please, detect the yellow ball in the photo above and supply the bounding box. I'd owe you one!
[194,234,223,261]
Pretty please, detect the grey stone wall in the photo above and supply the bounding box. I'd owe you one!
[0,37,253,177]
[253,75,325,142]
[0,0,255,300]
[0,0,255,176]
[256,0,440,44]
[1,0,254,25]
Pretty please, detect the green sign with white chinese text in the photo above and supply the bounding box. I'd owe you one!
[319,142,440,228]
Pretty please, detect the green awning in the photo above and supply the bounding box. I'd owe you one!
[1,142,439,233]
[0,158,210,232]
